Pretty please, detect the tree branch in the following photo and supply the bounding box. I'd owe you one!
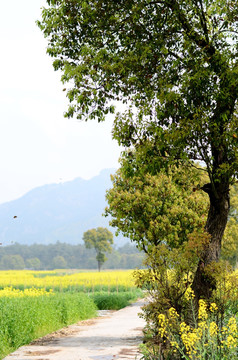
[197,0,210,43]
[170,1,212,50]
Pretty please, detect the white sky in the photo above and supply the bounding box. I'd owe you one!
[0,1,122,204]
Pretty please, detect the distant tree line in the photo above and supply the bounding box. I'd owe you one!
[0,242,144,270]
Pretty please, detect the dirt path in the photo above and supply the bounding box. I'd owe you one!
[3,299,145,360]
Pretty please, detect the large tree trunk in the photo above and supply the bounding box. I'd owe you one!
[192,183,230,300]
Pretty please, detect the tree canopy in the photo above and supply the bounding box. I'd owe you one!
[83,227,113,271]
[105,164,208,253]
[38,0,238,207]
[38,0,238,298]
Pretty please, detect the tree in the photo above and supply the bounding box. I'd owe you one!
[105,163,208,254]
[105,158,214,347]
[38,1,238,299]
[52,255,67,269]
[83,227,113,271]
[26,257,41,270]
[0,255,25,270]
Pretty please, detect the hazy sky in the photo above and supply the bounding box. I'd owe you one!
[0,1,122,204]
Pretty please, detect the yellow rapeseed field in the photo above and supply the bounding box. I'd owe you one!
[0,286,53,298]
[0,269,136,292]
[0,270,141,359]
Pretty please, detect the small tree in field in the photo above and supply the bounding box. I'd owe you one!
[83,227,113,271]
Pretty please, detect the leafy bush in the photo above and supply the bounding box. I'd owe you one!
[90,290,143,310]
[140,287,238,360]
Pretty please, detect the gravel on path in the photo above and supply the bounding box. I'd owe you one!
[3,299,145,360]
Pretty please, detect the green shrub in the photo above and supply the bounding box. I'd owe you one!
[90,290,143,310]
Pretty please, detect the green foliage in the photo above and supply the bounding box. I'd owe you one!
[0,293,97,359]
[140,293,238,360]
[52,255,67,269]
[0,242,143,270]
[133,232,210,333]
[38,0,238,300]
[106,154,215,348]
[0,255,25,270]
[90,290,142,310]
[136,264,238,359]
[83,227,113,271]
[37,2,238,356]
[0,281,143,359]
[83,227,113,252]
[25,258,41,270]
[37,0,238,183]
[222,217,238,267]
[105,164,208,253]
[222,183,238,266]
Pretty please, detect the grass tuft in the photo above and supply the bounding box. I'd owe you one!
[90,290,143,310]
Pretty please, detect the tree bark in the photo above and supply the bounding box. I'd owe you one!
[192,183,230,300]
[98,260,101,272]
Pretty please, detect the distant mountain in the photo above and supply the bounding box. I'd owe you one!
[0,169,127,246]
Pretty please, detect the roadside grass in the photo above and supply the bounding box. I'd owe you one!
[0,290,143,359]
[0,270,144,360]
[0,292,97,359]
[90,289,143,310]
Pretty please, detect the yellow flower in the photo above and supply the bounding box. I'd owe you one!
[184,287,195,301]
[180,321,191,334]
[0,286,54,298]
[158,313,166,323]
[158,313,168,338]
[225,335,237,349]
[168,307,179,320]
[198,320,207,331]
[0,270,136,291]
[227,317,237,334]
[170,340,179,349]
[209,322,218,337]
[209,302,218,312]
[198,299,208,320]
[180,329,199,356]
